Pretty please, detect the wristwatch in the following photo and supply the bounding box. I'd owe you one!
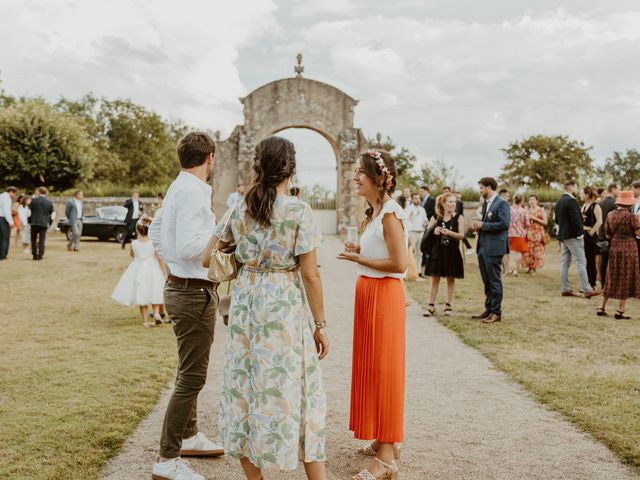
[314,320,327,330]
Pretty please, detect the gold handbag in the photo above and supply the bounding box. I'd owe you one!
[207,204,239,283]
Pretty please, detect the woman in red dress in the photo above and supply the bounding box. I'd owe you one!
[597,191,640,319]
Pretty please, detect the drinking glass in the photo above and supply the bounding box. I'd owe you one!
[346,226,358,245]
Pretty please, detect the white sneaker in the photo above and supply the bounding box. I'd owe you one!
[180,432,224,457]
[152,458,204,480]
[465,248,475,255]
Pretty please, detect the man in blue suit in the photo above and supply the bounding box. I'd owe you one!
[65,190,84,251]
[471,177,510,323]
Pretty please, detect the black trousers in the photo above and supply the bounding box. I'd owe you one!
[478,253,503,314]
[121,219,137,245]
[0,217,10,259]
[583,233,598,289]
[31,225,48,258]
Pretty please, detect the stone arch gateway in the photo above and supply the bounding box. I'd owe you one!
[212,76,368,233]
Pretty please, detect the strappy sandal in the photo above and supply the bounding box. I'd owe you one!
[358,442,402,460]
[444,303,453,316]
[422,303,436,317]
[596,307,607,317]
[615,310,631,320]
[353,457,399,480]
[143,321,153,328]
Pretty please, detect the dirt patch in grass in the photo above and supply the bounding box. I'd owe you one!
[407,246,640,472]
[1,234,177,479]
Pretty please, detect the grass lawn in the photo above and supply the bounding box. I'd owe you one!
[1,233,177,479]
[407,241,640,472]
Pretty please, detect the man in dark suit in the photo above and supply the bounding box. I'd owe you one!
[420,185,436,220]
[598,182,618,286]
[64,190,84,252]
[122,190,143,248]
[471,177,510,323]
[555,181,599,298]
[28,186,54,260]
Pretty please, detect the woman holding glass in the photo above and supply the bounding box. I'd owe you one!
[338,149,407,480]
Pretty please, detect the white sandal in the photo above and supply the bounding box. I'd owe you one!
[353,457,399,480]
[358,442,402,459]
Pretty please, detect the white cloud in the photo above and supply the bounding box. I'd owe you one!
[0,0,279,133]
[2,1,639,185]
[297,8,640,181]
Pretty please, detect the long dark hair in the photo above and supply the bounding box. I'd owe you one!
[359,149,397,230]
[245,136,296,227]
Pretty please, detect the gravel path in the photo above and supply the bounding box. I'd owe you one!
[101,236,638,480]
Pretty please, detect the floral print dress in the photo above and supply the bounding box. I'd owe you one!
[523,205,546,270]
[213,195,326,471]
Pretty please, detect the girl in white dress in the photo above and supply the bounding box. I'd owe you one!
[111,215,167,327]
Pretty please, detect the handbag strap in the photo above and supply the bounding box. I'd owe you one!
[214,200,239,251]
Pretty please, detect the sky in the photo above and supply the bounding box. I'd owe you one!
[1,0,640,191]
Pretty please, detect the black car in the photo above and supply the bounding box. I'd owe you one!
[58,206,129,243]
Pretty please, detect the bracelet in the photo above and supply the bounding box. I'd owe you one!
[314,320,327,329]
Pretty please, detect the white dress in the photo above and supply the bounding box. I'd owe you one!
[111,239,165,306]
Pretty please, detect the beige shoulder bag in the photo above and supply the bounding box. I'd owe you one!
[207,203,239,283]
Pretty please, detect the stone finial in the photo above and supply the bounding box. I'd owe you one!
[295,53,304,78]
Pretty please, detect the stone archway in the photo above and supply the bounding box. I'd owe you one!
[212,66,368,233]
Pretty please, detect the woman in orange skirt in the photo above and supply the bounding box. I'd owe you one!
[338,149,409,480]
[507,194,530,276]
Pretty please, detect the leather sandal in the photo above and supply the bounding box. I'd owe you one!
[422,303,436,317]
[615,310,631,320]
[353,457,399,480]
[596,307,607,316]
[358,442,402,460]
[443,303,453,316]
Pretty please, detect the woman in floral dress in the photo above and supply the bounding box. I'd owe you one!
[523,194,548,273]
[203,136,329,480]
[597,191,640,319]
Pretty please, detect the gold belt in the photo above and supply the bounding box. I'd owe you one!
[242,265,299,274]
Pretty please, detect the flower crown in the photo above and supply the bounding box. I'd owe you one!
[367,149,393,189]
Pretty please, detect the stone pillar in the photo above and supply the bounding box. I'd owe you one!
[337,128,367,234]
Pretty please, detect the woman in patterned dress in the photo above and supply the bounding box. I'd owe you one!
[203,136,329,480]
[597,191,640,319]
[523,194,548,274]
[507,194,530,276]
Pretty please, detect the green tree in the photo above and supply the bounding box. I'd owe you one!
[0,98,96,190]
[56,94,127,182]
[499,135,594,188]
[598,149,640,187]
[419,159,461,192]
[56,95,188,189]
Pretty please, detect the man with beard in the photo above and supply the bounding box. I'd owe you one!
[149,132,223,480]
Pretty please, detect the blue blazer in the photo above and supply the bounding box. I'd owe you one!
[65,199,82,225]
[477,196,510,256]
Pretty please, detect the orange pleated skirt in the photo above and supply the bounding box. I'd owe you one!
[350,276,406,443]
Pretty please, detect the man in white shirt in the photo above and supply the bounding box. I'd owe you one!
[225,183,245,208]
[148,132,223,480]
[0,186,18,260]
[65,190,84,252]
[405,192,428,274]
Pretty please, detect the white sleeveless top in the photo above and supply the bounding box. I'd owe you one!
[358,199,410,279]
